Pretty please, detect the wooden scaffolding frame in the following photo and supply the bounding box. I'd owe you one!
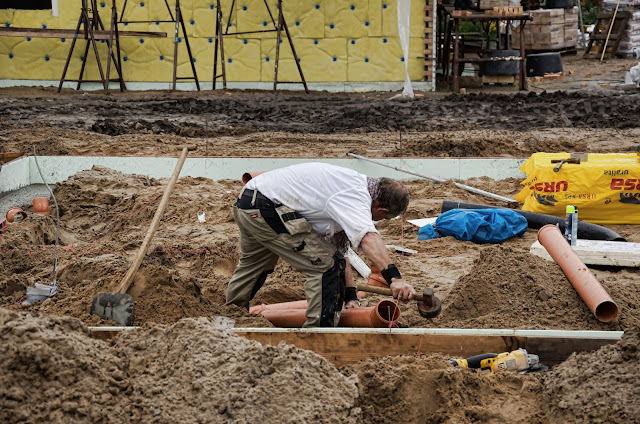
[213,0,308,93]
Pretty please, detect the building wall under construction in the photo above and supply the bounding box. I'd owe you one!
[0,0,434,84]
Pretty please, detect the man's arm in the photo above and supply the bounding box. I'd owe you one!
[360,232,417,301]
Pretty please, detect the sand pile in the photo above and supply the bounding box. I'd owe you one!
[0,309,360,424]
[342,354,548,424]
[428,246,640,330]
[542,329,640,423]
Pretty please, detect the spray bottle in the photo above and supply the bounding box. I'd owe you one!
[564,205,578,247]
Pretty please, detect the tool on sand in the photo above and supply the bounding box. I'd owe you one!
[90,146,195,326]
[356,283,442,318]
[23,148,60,305]
[449,348,548,374]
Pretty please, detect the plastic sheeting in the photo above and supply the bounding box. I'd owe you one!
[396,0,413,97]
[418,209,528,244]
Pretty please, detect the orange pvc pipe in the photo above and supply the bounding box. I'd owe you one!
[258,300,401,328]
[241,171,266,184]
[537,224,619,322]
[249,300,308,314]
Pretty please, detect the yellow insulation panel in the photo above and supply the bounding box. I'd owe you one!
[1,0,429,82]
[119,38,175,82]
[367,0,382,37]
[281,0,324,38]
[212,38,261,81]
[188,0,219,38]
[381,0,426,38]
[261,38,347,82]
[323,0,370,38]
[236,0,280,39]
[347,37,423,81]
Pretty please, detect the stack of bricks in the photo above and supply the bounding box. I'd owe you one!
[513,7,579,51]
[604,0,640,57]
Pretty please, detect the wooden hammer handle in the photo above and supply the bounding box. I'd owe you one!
[356,283,425,301]
[114,147,190,294]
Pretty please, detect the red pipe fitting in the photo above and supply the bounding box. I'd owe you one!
[6,207,27,223]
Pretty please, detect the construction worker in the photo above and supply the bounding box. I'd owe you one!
[226,162,417,327]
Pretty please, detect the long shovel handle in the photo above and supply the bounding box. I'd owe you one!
[114,146,193,294]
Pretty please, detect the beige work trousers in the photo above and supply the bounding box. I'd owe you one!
[226,202,343,327]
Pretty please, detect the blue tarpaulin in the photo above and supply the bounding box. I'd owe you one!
[418,209,528,244]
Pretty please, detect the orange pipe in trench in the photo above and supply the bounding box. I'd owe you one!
[257,300,401,328]
[249,300,308,314]
[242,171,266,184]
[537,224,619,322]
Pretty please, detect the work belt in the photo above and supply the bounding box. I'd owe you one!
[236,189,303,234]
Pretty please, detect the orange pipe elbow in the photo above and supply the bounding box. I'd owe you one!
[241,171,266,184]
[537,224,619,322]
[258,300,401,328]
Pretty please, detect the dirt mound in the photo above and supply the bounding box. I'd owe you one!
[2,91,640,137]
[342,354,547,424]
[0,309,359,423]
[542,329,640,423]
[430,246,640,330]
[0,309,127,423]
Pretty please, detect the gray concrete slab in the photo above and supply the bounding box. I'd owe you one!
[0,184,49,216]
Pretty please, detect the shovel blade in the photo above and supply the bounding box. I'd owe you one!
[90,293,134,326]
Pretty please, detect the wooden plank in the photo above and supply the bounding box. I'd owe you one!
[0,151,25,164]
[236,331,524,366]
[530,240,640,267]
[87,327,623,368]
[0,27,167,39]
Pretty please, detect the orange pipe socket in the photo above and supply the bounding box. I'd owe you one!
[258,300,401,328]
[241,171,266,184]
[537,224,619,322]
[249,300,308,314]
[32,197,50,215]
[6,207,27,223]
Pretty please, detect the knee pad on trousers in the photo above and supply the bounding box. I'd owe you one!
[250,269,273,300]
[320,252,346,327]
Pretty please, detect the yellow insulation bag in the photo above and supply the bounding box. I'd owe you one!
[515,152,640,224]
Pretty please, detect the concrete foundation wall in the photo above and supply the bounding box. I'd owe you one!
[1,155,526,197]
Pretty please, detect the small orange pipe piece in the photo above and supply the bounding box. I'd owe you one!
[249,299,308,314]
[241,171,266,184]
[537,224,619,322]
[258,300,401,328]
[6,207,27,223]
[32,197,50,215]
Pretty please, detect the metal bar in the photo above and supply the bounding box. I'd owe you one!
[164,0,175,22]
[180,8,200,91]
[225,0,236,35]
[519,20,527,91]
[217,0,226,89]
[172,1,180,90]
[453,18,459,92]
[220,29,278,35]
[213,0,220,90]
[58,10,84,93]
[347,152,518,204]
[273,0,283,92]
[264,0,277,27]
[281,9,308,93]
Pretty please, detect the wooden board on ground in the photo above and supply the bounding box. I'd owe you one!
[0,151,25,164]
[530,240,640,267]
[482,75,516,84]
[88,327,622,367]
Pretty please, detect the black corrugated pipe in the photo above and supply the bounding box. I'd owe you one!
[441,201,626,242]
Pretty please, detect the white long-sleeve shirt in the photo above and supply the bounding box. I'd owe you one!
[245,163,379,251]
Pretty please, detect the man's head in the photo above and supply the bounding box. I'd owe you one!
[371,178,410,220]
